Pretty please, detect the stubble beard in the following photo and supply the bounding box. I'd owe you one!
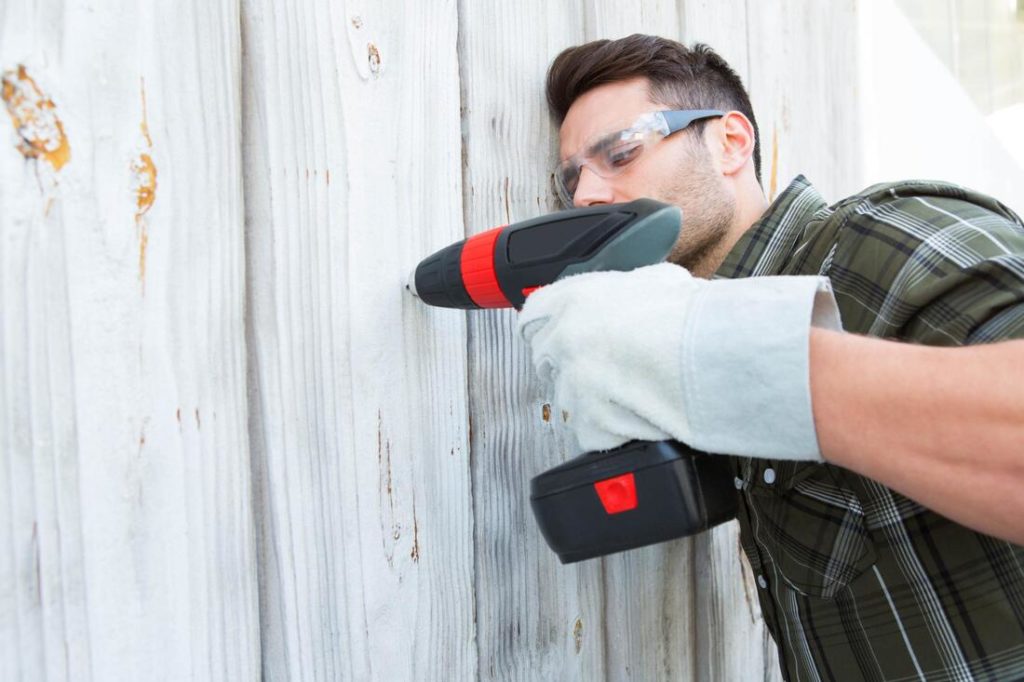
[662,148,737,278]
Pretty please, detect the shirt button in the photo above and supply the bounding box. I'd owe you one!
[734,477,744,490]
[763,468,776,485]
[757,575,768,589]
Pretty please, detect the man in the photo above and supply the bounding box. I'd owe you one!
[520,34,1024,681]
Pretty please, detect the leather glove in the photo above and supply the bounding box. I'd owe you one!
[517,262,841,460]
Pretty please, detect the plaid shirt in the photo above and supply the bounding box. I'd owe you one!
[715,176,1024,682]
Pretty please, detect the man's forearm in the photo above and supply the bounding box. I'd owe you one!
[811,329,1024,544]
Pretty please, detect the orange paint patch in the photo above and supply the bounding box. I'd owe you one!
[769,125,779,203]
[1,65,71,171]
[133,77,157,291]
[139,79,153,147]
[137,229,149,283]
[132,153,157,215]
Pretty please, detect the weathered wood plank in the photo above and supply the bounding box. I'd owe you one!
[8,2,1007,681]
[457,3,596,679]
[0,0,258,680]
[241,0,475,679]
[583,0,682,39]
[571,7,706,682]
[570,8,706,682]
[679,2,864,675]
[677,6,781,681]
[743,0,863,202]
[682,3,860,681]
[460,2,704,681]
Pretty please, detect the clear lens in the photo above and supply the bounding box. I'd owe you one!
[552,111,673,207]
[554,160,577,207]
[601,137,644,171]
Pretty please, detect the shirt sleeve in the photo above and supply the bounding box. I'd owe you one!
[824,190,1024,346]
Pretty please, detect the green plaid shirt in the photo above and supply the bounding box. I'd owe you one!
[715,176,1024,682]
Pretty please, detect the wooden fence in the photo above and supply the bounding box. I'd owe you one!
[6,0,948,679]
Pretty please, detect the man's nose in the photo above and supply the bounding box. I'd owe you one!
[573,165,615,207]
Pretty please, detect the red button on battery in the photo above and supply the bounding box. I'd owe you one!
[594,473,638,514]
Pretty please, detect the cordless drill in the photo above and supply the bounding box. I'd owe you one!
[408,199,738,563]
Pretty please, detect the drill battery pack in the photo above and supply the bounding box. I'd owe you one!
[529,441,739,563]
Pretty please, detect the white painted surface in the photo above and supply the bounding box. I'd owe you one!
[4,1,1016,681]
[457,1,713,676]
[241,1,475,680]
[0,1,258,681]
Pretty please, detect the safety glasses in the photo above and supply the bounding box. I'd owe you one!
[554,109,725,207]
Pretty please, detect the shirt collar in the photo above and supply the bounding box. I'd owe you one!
[714,175,828,279]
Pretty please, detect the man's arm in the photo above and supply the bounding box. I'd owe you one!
[811,329,1024,544]
[519,264,1024,545]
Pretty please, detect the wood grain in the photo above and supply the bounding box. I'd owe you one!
[241,0,475,679]
[681,4,861,679]
[457,2,597,679]
[743,0,863,201]
[459,2,702,681]
[0,0,258,680]
[6,1,999,680]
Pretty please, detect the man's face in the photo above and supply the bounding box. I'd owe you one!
[558,77,736,276]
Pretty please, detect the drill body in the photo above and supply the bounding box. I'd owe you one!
[410,199,681,309]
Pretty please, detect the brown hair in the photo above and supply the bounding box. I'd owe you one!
[546,34,761,184]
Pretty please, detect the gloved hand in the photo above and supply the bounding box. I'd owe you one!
[517,262,842,460]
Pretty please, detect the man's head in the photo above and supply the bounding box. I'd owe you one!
[546,35,766,276]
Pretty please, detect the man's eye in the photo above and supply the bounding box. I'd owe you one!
[606,142,642,167]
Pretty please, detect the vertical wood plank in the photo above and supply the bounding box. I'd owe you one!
[583,0,682,39]
[460,2,700,681]
[456,2,597,679]
[677,6,781,680]
[0,0,258,679]
[743,0,863,202]
[573,9,703,682]
[1,2,943,681]
[679,0,751,97]
[682,3,860,681]
[241,0,475,679]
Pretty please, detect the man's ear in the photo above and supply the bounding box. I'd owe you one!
[715,111,757,177]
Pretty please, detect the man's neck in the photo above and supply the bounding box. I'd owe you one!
[692,189,770,278]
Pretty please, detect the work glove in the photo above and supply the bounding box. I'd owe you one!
[517,262,841,460]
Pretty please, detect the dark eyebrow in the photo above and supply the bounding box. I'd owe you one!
[585,129,627,157]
